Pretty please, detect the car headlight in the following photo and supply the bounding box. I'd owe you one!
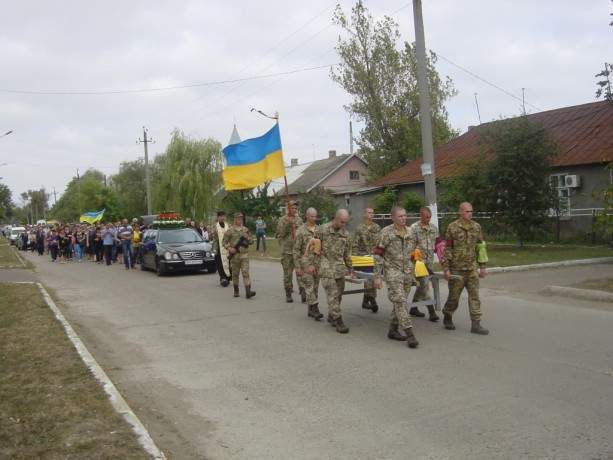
[172,253,180,260]
[164,251,172,260]
[205,251,211,257]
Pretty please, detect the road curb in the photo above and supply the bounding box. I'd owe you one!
[34,282,166,459]
[488,257,613,274]
[544,285,613,303]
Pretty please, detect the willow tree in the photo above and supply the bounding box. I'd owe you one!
[152,130,223,220]
[331,1,457,179]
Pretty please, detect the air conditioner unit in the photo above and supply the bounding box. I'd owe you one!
[565,175,581,188]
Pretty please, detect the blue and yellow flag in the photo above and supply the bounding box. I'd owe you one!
[222,123,286,191]
[80,209,105,224]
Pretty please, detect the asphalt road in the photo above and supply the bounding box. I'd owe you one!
[22,252,613,460]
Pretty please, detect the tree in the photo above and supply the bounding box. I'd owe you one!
[298,187,338,221]
[595,62,612,101]
[18,188,50,224]
[152,130,223,220]
[593,162,613,245]
[403,192,425,213]
[439,154,491,212]
[50,169,120,222]
[331,1,457,179]
[111,160,147,219]
[483,117,557,244]
[372,187,397,214]
[0,183,14,222]
[223,182,283,230]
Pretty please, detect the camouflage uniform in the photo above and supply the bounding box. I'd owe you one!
[353,221,381,302]
[374,224,417,330]
[409,221,438,302]
[276,214,304,292]
[293,223,319,306]
[315,222,352,321]
[441,219,485,320]
[222,225,252,287]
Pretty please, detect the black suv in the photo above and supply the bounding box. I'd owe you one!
[140,227,216,276]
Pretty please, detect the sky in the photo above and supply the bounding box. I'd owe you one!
[0,0,610,206]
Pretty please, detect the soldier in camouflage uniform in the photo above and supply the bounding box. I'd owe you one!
[408,207,440,322]
[442,202,489,335]
[315,209,353,333]
[373,206,419,348]
[222,212,256,299]
[293,207,323,321]
[353,207,380,313]
[276,200,305,303]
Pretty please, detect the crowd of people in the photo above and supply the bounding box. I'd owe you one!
[9,217,210,269]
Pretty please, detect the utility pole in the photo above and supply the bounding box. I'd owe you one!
[412,0,439,227]
[349,120,354,155]
[521,87,526,115]
[76,168,81,217]
[137,127,155,215]
[53,187,57,205]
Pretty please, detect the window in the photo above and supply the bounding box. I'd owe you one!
[349,170,360,181]
[549,173,571,215]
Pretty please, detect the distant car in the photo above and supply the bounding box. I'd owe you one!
[9,226,25,245]
[140,227,216,276]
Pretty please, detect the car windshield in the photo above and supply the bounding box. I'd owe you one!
[158,228,203,244]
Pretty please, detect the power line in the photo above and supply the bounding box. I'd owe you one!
[434,52,542,111]
[0,64,336,96]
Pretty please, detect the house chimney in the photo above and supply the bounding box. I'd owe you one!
[328,150,336,158]
[290,158,298,167]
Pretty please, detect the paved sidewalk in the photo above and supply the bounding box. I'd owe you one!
[22,252,613,460]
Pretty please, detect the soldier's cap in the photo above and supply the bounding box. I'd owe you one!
[234,212,244,218]
[216,210,225,217]
[287,200,299,207]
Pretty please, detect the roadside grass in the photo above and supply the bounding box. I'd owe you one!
[0,283,150,460]
[0,239,26,268]
[250,238,611,267]
[486,243,610,267]
[571,278,613,293]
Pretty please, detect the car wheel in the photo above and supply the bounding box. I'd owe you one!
[156,259,166,277]
[206,262,217,274]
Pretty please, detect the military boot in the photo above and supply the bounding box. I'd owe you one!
[220,278,229,287]
[387,325,407,341]
[471,320,489,335]
[246,285,256,299]
[404,327,419,348]
[299,287,307,303]
[369,298,379,313]
[334,316,349,334]
[327,314,334,324]
[409,307,426,318]
[233,285,239,298]
[285,288,293,303]
[443,312,455,330]
[427,305,440,322]
[308,303,323,321]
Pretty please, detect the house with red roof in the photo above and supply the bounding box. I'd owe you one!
[339,101,612,236]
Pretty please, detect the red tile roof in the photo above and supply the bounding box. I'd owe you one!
[373,101,613,187]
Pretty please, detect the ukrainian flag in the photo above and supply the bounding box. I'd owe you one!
[80,209,105,224]
[222,123,286,190]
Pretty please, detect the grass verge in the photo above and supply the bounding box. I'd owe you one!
[0,240,26,268]
[0,282,150,460]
